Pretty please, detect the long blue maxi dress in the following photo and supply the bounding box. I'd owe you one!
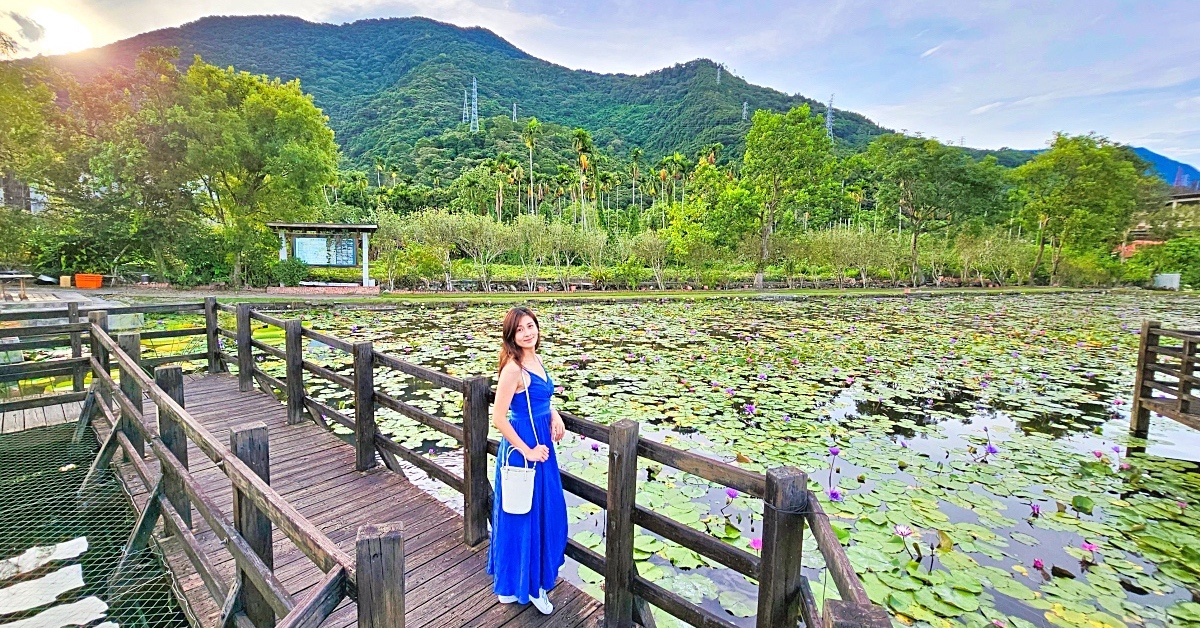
[487,361,568,603]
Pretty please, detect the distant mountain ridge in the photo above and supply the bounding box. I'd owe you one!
[32,15,1197,184]
[42,15,887,168]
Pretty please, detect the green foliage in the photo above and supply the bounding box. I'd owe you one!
[47,17,890,177]
[271,257,309,286]
[1127,237,1200,288]
[1012,133,1163,285]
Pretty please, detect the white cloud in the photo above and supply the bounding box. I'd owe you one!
[970,102,1004,115]
[920,43,944,58]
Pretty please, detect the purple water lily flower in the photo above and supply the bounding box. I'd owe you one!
[757,373,767,381]
[894,525,913,538]
[1030,504,1041,516]
[900,440,909,449]
[829,446,841,457]
[591,443,600,452]
[744,404,757,415]
[725,488,739,500]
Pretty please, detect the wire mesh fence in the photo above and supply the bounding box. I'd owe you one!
[0,421,188,628]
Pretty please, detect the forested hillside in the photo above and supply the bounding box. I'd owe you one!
[42,15,887,170]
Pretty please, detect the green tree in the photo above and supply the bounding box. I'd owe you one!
[456,213,510,292]
[740,105,837,287]
[176,57,338,286]
[1012,133,1160,285]
[868,134,1004,285]
[522,118,542,215]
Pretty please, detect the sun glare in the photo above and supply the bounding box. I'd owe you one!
[27,7,94,55]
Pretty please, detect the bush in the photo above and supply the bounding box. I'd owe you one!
[1057,251,1120,287]
[271,257,309,287]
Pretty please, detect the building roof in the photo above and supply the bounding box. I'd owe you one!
[266,223,378,232]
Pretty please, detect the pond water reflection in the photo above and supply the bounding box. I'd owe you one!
[266,292,1200,626]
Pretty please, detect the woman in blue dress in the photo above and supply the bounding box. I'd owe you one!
[486,306,567,614]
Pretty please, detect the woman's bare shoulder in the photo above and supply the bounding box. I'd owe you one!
[498,360,524,383]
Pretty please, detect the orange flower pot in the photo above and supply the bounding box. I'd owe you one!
[74,273,103,289]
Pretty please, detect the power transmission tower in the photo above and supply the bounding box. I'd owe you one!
[470,77,479,133]
[513,102,517,122]
[462,89,468,124]
[716,64,721,85]
[742,101,748,121]
[826,94,834,138]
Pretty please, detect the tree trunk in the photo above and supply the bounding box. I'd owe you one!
[1050,239,1064,286]
[909,228,921,287]
[1029,229,1046,286]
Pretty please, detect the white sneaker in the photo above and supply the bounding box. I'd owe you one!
[530,591,553,615]
[497,594,518,604]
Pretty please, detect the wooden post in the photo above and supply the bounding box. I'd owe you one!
[822,600,892,628]
[117,332,144,457]
[1130,320,1160,437]
[285,319,305,425]
[231,422,274,628]
[605,419,639,628]
[88,311,109,381]
[353,342,377,471]
[1180,338,1195,416]
[68,302,84,391]
[756,467,808,628]
[356,522,404,628]
[205,297,223,374]
[237,304,254,392]
[155,366,190,529]
[461,376,491,546]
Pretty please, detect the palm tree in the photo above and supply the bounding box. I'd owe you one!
[572,128,594,227]
[629,147,643,210]
[522,118,542,215]
[373,156,384,187]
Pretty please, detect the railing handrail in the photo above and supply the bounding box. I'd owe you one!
[88,320,357,582]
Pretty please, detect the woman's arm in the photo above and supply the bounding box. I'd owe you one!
[492,363,550,462]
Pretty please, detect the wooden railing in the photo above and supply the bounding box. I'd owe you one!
[1131,321,1199,436]
[1,298,888,627]
[72,303,405,628]
[223,302,889,628]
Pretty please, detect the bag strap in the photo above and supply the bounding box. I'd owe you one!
[504,367,541,469]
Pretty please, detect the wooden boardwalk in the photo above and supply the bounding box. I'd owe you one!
[94,373,602,628]
[0,399,83,433]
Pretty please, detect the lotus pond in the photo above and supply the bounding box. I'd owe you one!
[154,293,1200,626]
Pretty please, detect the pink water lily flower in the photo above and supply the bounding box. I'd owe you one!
[1033,559,1044,570]
[749,538,763,551]
[894,525,914,538]
[1081,542,1098,552]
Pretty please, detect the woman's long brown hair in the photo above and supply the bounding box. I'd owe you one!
[498,306,540,377]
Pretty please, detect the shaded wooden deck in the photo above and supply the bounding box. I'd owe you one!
[1,399,83,433]
[94,373,602,628]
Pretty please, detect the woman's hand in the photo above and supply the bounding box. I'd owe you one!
[551,415,565,442]
[523,444,550,462]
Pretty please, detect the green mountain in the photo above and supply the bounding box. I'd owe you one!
[45,15,889,170]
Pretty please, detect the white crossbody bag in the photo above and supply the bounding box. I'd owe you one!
[500,371,539,515]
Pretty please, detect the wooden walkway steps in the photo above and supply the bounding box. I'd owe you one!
[0,399,83,434]
[93,373,602,627]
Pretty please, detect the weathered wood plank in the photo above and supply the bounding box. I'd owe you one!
[94,372,602,628]
[605,419,639,626]
[356,523,404,628]
[231,421,276,628]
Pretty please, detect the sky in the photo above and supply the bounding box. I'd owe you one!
[5,1,1200,168]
